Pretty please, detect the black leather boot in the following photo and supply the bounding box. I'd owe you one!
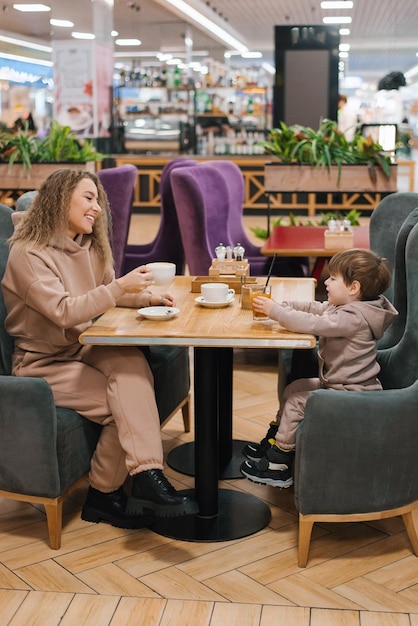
[127,469,199,517]
[81,486,154,529]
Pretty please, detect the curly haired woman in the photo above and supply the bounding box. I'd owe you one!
[1,168,197,529]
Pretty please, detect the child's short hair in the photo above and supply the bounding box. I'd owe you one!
[328,249,392,300]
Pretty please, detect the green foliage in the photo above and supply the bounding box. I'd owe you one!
[0,121,103,172]
[250,209,362,241]
[260,118,393,181]
[317,209,361,226]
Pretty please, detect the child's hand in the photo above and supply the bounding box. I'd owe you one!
[253,296,276,317]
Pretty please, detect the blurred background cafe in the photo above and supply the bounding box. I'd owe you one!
[0,0,418,209]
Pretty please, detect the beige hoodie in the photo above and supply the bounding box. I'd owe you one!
[2,234,148,359]
[270,298,398,389]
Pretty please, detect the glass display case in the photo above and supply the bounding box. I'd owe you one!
[114,86,195,154]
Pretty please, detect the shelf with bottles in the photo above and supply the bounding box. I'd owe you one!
[195,86,269,130]
[114,86,196,121]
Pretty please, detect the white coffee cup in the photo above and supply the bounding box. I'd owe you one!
[201,283,234,302]
[146,262,176,286]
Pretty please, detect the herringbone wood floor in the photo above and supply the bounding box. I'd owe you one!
[1,214,418,625]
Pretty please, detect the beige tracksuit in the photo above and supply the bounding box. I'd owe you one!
[270,298,398,450]
[2,234,164,492]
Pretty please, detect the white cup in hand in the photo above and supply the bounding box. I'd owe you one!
[146,262,176,286]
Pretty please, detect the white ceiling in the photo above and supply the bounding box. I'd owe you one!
[1,0,418,87]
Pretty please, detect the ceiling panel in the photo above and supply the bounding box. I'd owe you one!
[0,0,417,86]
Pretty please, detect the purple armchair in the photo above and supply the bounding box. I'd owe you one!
[171,162,233,276]
[204,160,269,275]
[122,158,198,275]
[97,164,138,278]
[173,160,307,277]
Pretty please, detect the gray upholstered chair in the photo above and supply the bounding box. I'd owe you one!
[294,220,418,567]
[369,191,418,302]
[286,192,418,383]
[0,203,190,548]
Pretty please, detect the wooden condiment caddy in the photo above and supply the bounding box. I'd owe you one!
[324,229,354,250]
[190,275,257,294]
[208,258,250,277]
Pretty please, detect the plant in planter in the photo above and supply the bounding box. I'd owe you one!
[250,209,362,241]
[261,118,393,183]
[0,121,103,173]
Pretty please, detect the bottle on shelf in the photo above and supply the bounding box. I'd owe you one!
[173,66,182,88]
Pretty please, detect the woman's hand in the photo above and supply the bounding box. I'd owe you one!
[117,266,153,294]
[149,293,176,307]
[253,295,276,317]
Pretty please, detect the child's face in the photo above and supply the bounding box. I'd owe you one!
[325,272,359,306]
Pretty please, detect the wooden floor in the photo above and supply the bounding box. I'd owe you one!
[1,214,418,625]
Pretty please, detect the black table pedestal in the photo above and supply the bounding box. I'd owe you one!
[154,347,271,542]
[167,439,250,479]
[151,488,271,542]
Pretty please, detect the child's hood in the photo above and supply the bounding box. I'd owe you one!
[353,295,398,339]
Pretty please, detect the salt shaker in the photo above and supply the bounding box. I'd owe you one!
[215,243,226,260]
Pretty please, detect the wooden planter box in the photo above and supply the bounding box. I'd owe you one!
[0,162,97,191]
[264,163,397,193]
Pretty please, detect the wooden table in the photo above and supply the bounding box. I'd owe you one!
[79,276,316,542]
[261,225,370,280]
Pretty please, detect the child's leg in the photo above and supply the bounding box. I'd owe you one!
[240,378,321,488]
[275,378,321,450]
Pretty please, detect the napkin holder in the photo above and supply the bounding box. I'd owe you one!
[209,258,250,277]
[324,229,354,250]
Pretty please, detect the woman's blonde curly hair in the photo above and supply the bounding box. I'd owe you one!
[10,168,114,272]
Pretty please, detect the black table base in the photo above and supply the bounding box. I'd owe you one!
[151,488,271,542]
[167,439,251,479]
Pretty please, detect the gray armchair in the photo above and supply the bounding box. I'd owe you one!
[294,220,418,567]
[0,203,190,548]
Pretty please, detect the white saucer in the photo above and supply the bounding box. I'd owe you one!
[137,306,179,320]
[195,295,235,309]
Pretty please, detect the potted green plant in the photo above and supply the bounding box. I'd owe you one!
[262,119,397,193]
[0,121,103,190]
[250,209,362,241]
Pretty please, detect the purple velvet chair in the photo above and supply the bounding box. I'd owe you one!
[97,164,138,278]
[203,160,268,275]
[121,158,198,276]
[171,162,234,276]
[171,160,308,277]
[205,160,308,277]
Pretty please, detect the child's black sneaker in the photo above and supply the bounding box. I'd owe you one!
[242,421,279,461]
[240,442,294,488]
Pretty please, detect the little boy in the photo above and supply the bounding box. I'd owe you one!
[240,248,398,488]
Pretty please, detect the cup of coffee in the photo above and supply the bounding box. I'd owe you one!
[146,262,176,286]
[250,285,272,320]
[201,283,234,302]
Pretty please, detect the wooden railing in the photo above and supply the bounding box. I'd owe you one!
[1,156,414,214]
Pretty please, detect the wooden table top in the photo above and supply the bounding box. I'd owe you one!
[79,276,317,350]
[261,225,370,257]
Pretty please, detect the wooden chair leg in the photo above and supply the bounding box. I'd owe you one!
[182,397,190,432]
[44,499,63,550]
[402,509,418,556]
[298,517,314,568]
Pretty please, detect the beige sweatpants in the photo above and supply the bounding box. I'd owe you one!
[275,378,322,451]
[13,344,164,492]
